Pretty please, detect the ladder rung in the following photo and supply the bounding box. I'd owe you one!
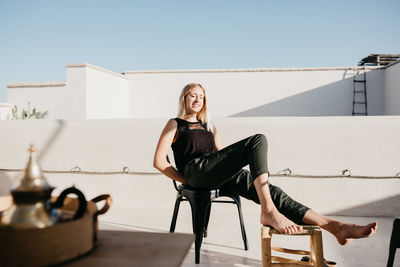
[353,101,366,104]
[354,80,366,83]
[354,90,365,93]
[353,112,367,115]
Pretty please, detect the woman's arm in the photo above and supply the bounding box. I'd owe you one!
[153,119,186,184]
[212,124,224,151]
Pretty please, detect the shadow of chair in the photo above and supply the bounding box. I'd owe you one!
[387,218,400,267]
[169,179,248,264]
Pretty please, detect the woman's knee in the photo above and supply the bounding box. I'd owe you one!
[250,133,268,147]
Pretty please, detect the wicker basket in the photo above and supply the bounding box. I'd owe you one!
[0,194,111,266]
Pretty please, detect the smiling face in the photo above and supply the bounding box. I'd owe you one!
[184,86,205,116]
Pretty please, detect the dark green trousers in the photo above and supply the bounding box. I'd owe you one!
[183,134,309,224]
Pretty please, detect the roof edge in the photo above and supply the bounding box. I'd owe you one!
[123,66,383,74]
[7,82,67,88]
[66,63,128,79]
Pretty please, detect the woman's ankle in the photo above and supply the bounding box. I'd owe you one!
[261,205,276,214]
[322,221,341,235]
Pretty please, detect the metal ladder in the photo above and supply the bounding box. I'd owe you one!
[352,65,368,116]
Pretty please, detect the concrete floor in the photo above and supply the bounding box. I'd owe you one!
[179,216,397,267]
[99,203,399,267]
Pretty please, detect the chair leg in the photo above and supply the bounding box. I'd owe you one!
[204,203,212,238]
[169,195,184,233]
[231,195,249,250]
[189,196,211,264]
[387,218,400,267]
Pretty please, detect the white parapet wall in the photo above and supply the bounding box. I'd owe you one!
[124,66,385,118]
[7,64,131,119]
[385,61,400,115]
[69,64,131,119]
[7,82,72,119]
[8,62,400,119]
[0,116,399,219]
[0,103,12,120]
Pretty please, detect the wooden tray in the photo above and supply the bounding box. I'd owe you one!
[0,194,111,267]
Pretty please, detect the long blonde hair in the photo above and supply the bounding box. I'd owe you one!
[177,83,212,130]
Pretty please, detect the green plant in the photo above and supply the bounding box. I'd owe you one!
[9,102,49,120]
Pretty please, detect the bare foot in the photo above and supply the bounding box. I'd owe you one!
[334,221,378,245]
[261,209,302,234]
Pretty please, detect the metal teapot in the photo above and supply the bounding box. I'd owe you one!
[0,145,87,228]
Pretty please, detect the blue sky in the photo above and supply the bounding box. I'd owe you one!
[1,0,399,102]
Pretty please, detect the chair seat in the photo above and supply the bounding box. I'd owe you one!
[178,184,219,194]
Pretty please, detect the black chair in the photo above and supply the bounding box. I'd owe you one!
[387,218,400,267]
[169,171,248,264]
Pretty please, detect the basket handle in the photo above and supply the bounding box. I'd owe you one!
[91,194,112,216]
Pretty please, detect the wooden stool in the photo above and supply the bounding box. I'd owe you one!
[261,225,324,267]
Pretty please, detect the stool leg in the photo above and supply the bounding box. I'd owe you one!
[169,195,183,233]
[261,226,272,267]
[310,229,324,267]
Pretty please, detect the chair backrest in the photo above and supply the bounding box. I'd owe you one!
[166,155,180,191]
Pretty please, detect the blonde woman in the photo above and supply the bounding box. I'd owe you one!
[154,83,377,243]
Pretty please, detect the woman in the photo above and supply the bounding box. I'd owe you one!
[153,83,377,244]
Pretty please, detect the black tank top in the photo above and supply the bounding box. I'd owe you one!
[171,118,217,174]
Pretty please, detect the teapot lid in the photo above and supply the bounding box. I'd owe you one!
[13,144,52,192]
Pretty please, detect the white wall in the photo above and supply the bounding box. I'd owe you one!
[5,64,388,119]
[7,64,131,119]
[0,117,399,217]
[7,83,76,119]
[363,68,385,115]
[384,61,400,115]
[85,66,130,119]
[6,66,88,119]
[125,67,384,118]
[0,103,12,120]
[66,66,87,119]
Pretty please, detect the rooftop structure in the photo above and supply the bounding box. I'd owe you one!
[359,54,400,66]
[3,59,400,120]
[1,58,399,266]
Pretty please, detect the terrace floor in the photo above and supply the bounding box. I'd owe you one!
[99,204,398,267]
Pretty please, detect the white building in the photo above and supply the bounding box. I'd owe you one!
[1,61,400,266]
[5,61,400,119]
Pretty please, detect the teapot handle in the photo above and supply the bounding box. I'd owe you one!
[53,186,87,220]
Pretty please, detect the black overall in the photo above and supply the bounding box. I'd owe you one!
[171,118,309,224]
